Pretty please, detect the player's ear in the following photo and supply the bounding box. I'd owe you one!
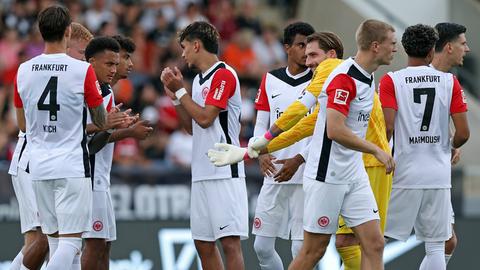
[327,49,337,58]
[193,40,200,53]
[371,41,380,53]
[88,56,95,65]
[65,25,72,40]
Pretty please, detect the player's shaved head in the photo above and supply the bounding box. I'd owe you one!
[356,19,395,51]
[179,21,219,54]
[306,32,344,59]
[85,36,120,61]
[434,22,467,52]
[38,5,72,42]
[402,24,438,58]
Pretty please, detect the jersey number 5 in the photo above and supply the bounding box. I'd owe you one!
[37,76,60,121]
[413,87,435,132]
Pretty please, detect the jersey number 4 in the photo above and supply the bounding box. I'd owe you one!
[37,76,60,121]
[413,87,435,132]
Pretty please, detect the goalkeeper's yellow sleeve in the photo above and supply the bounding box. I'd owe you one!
[267,104,318,153]
[274,58,343,131]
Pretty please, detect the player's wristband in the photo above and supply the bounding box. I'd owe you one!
[175,88,188,100]
[172,99,181,106]
[264,129,280,141]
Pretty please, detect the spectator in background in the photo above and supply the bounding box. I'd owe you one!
[222,28,265,80]
[207,0,237,41]
[236,0,262,35]
[165,129,192,168]
[0,28,22,85]
[176,2,208,30]
[84,0,113,32]
[253,24,286,69]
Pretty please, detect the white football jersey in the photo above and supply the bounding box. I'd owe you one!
[87,83,114,191]
[304,58,374,184]
[8,131,27,176]
[379,66,467,188]
[191,61,245,181]
[255,67,313,184]
[14,53,103,180]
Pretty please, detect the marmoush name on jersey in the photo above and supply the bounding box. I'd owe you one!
[404,75,440,84]
[31,64,68,72]
[409,135,440,144]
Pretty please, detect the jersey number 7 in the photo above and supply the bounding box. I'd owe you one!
[37,76,60,121]
[413,87,435,132]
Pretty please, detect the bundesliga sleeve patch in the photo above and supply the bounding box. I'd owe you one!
[461,89,467,104]
[333,89,349,105]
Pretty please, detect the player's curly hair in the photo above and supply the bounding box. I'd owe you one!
[85,36,120,61]
[179,21,219,54]
[434,22,467,52]
[283,22,315,46]
[402,24,438,58]
[112,35,136,53]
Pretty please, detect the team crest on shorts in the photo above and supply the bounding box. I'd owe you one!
[317,216,330,227]
[93,221,103,232]
[253,217,262,229]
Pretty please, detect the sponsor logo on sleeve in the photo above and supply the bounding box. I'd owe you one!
[213,80,226,100]
[461,89,467,104]
[95,81,102,95]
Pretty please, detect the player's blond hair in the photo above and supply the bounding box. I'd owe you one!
[71,22,93,42]
[355,19,395,51]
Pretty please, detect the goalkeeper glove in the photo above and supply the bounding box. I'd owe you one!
[208,143,259,167]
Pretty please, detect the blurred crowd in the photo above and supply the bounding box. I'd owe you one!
[0,0,296,169]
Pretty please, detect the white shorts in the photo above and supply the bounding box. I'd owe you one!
[303,177,379,234]
[252,184,303,240]
[83,190,116,241]
[385,188,452,242]
[190,178,249,241]
[33,178,92,235]
[449,201,455,225]
[11,169,41,233]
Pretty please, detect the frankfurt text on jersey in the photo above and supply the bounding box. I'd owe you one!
[404,75,440,84]
[31,64,68,72]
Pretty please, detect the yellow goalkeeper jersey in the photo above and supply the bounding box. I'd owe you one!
[363,92,390,167]
[266,58,343,153]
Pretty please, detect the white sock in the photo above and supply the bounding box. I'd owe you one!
[46,238,82,270]
[445,254,452,265]
[19,265,30,270]
[420,241,446,270]
[291,240,303,258]
[253,236,283,270]
[70,251,81,270]
[10,250,23,270]
[47,236,59,260]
